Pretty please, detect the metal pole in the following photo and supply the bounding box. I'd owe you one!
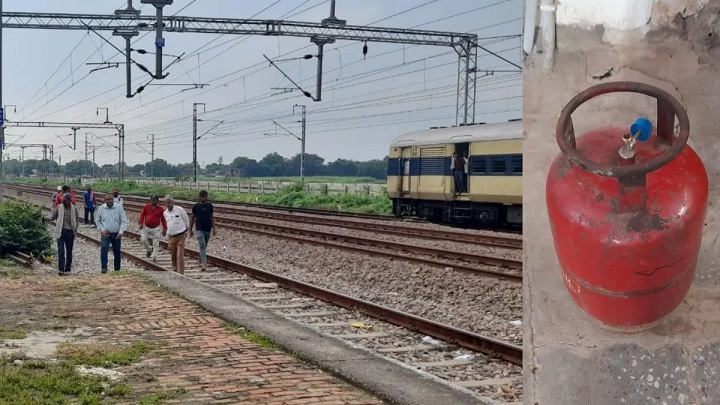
[148,133,154,182]
[154,5,163,79]
[84,132,89,176]
[119,126,125,180]
[92,146,95,178]
[193,104,197,183]
[125,36,132,97]
[293,104,306,182]
[316,43,324,102]
[43,145,47,181]
[462,42,471,125]
[300,106,306,183]
[0,0,4,202]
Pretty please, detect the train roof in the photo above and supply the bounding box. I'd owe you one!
[390,120,522,148]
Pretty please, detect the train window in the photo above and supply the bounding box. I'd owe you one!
[470,156,488,174]
[490,156,507,174]
[510,155,523,175]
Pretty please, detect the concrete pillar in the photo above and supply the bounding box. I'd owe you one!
[524,0,720,404]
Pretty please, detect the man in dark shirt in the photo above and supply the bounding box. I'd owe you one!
[189,190,215,271]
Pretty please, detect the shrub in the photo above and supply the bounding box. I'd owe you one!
[0,201,54,257]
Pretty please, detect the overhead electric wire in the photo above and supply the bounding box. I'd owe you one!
[23,0,521,165]
[117,40,520,137]
[114,35,519,128]
[29,0,304,124]
[32,0,517,127]
[126,73,520,140]
[15,33,91,118]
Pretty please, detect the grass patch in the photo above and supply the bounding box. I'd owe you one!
[0,357,132,405]
[0,266,27,280]
[108,270,135,277]
[56,342,157,367]
[223,323,277,349]
[58,282,103,297]
[0,328,27,340]
[139,388,187,405]
[0,259,15,268]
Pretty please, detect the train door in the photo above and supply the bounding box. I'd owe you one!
[401,147,412,193]
[453,142,470,193]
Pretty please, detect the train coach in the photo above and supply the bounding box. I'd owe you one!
[386,120,522,227]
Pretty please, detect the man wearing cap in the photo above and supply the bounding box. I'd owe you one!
[47,193,79,276]
[139,195,167,261]
[96,193,128,273]
[112,188,124,207]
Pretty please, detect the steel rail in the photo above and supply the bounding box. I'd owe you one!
[114,199,523,280]
[202,205,522,249]
[32,204,522,365]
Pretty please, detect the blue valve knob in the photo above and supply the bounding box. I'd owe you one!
[630,117,653,142]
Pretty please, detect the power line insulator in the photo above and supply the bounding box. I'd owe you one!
[363,41,368,59]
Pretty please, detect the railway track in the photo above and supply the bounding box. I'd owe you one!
[9,183,522,240]
[6,251,33,267]
[125,196,523,250]
[24,198,523,404]
[8,185,523,281]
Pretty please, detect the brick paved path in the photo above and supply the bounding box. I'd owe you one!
[0,272,383,405]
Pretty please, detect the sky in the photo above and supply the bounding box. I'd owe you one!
[0,0,522,167]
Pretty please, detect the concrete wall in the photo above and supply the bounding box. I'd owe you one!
[524,1,720,403]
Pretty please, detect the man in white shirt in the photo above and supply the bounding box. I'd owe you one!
[163,195,190,274]
[112,188,124,207]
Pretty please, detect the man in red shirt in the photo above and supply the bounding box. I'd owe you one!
[138,195,167,261]
[54,185,77,207]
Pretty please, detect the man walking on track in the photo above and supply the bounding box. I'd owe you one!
[83,185,97,226]
[54,185,77,207]
[47,193,79,276]
[163,195,190,274]
[112,188,124,207]
[189,190,216,271]
[139,195,167,261]
[96,193,128,273]
[51,186,61,207]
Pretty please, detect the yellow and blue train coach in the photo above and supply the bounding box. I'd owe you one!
[386,120,522,227]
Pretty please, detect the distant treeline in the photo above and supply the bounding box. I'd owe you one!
[3,152,389,180]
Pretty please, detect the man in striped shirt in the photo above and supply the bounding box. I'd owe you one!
[139,195,167,261]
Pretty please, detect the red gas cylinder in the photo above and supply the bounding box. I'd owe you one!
[546,82,709,332]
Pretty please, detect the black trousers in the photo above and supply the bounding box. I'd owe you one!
[84,207,95,225]
[57,229,75,272]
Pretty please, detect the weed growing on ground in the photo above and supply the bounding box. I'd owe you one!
[0,356,132,405]
[56,342,157,367]
[0,266,27,280]
[0,327,27,340]
[139,388,187,405]
[223,323,277,349]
